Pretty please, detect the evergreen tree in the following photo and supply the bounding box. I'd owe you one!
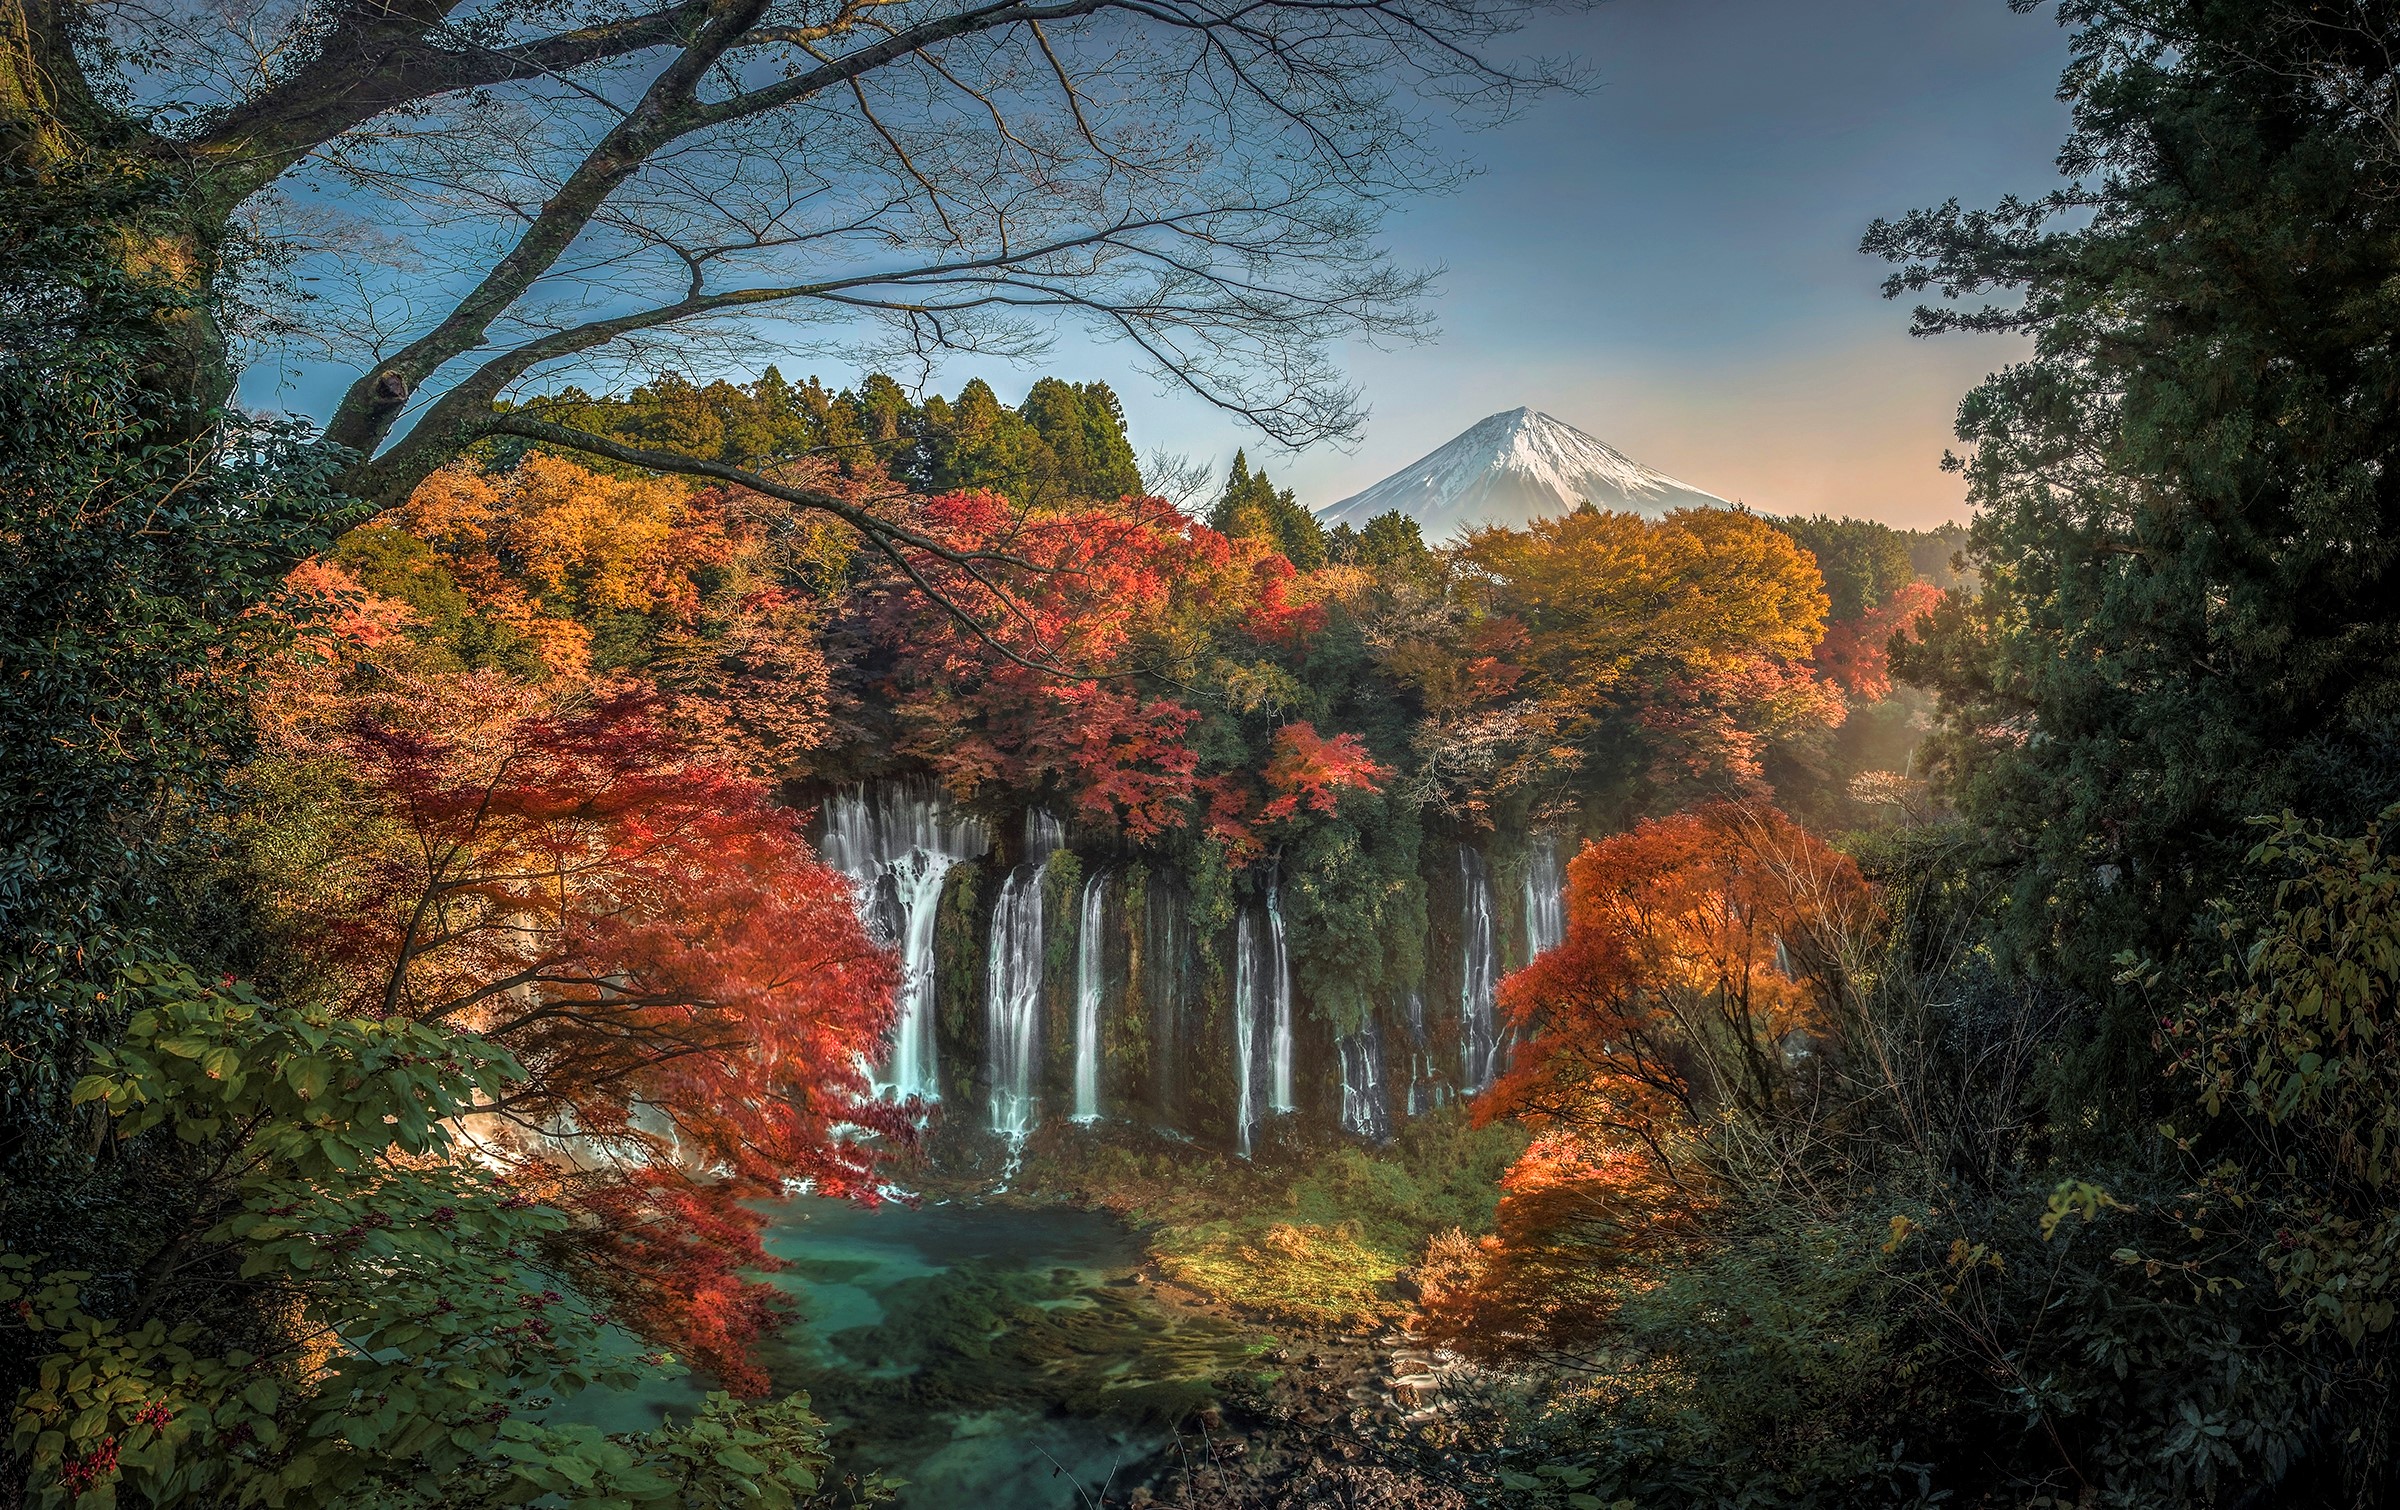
[1209,451,1328,569]
[1355,510,1432,573]
[1767,515,1917,620]
[1020,378,1145,503]
[1876,0,2400,1088]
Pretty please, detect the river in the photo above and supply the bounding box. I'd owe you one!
[567,1196,1270,1508]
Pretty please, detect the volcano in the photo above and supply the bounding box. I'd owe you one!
[1319,407,1730,541]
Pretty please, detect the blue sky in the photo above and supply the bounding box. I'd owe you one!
[1142,0,2072,529]
[244,0,2075,531]
[947,0,2075,529]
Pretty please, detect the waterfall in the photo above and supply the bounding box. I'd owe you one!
[1338,1021,1391,1143]
[1072,872,1107,1124]
[1265,879,1294,1115]
[1459,845,1500,1093]
[1524,835,1567,959]
[1233,909,1258,1156]
[1144,881,1195,1128]
[1401,988,1441,1116]
[986,812,1061,1139]
[818,780,989,1103]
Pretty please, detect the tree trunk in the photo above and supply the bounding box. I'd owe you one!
[3,0,248,422]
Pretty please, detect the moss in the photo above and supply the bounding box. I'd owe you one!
[1160,1220,1406,1327]
[1040,850,1084,982]
[1014,1110,1527,1329]
[933,861,988,1102]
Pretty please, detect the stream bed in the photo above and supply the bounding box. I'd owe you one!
[568,1197,1273,1508]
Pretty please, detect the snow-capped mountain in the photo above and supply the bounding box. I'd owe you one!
[1319,407,1730,541]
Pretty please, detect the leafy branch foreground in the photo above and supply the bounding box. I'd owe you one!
[3,963,891,1510]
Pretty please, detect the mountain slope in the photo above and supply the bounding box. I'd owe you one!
[1319,408,1729,541]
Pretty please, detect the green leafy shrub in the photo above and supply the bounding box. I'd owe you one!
[4,962,887,1509]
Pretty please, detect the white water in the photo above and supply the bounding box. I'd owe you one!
[1524,835,1567,959]
[1265,880,1294,1116]
[1338,1024,1390,1142]
[1072,872,1107,1124]
[987,812,1062,1140]
[819,781,990,1103]
[1459,845,1500,1093]
[1232,909,1258,1157]
[1401,989,1437,1116]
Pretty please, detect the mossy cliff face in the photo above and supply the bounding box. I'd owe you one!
[932,861,987,1110]
[903,801,1579,1159]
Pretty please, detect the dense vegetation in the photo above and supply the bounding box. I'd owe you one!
[1404,4,2400,1506]
[9,0,2400,1507]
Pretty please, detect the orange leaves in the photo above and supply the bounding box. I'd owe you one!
[1441,803,1874,1361]
[1813,579,1944,701]
[389,456,753,679]
[1489,802,1870,1140]
[280,557,415,650]
[650,587,835,778]
[1260,721,1391,821]
[1461,506,1830,701]
[1451,506,1842,793]
[404,454,734,624]
[1415,1129,1707,1360]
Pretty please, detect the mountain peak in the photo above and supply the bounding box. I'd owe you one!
[1319,408,1728,542]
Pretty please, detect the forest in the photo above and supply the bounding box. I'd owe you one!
[6,0,2400,1507]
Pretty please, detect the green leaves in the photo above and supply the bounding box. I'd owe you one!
[9,968,812,1509]
[2167,804,2400,1345]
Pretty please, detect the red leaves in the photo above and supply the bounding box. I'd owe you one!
[1812,579,1944,700]
[1260,722,1391,821]
[1635,653,1847,793]
[569,1171,796,1398]
[1239,554,1328,645]
[319,677,902,1198]
[260,669,906,1388]
[856,492,1327,842]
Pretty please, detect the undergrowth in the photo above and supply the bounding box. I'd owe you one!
[1010,1109,1527,1328]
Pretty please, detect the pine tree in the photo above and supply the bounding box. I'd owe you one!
[1875,0,2400,1095]
[1209,451,1327,569]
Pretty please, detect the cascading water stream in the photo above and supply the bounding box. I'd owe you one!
[987,813,1062,1140]
[819,781,990,1103]
[1265,880,1294,1116]
[1072,872,1107,1124]
[1232,909,1258,1157]
[1338,1021,1391,1143]
[1524,835,1566,959]
[1459,845,1500,1093]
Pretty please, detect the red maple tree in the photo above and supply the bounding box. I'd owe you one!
[270,669,901,1391]
[1260,722,1392,820]
[1812,579,1945,701]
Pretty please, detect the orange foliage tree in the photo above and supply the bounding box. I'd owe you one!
[1422,802,1874,1360]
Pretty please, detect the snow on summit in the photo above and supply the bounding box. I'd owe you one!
[1318,407,1731,542]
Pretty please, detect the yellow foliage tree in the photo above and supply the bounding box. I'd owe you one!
[1453,506,1839,793]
